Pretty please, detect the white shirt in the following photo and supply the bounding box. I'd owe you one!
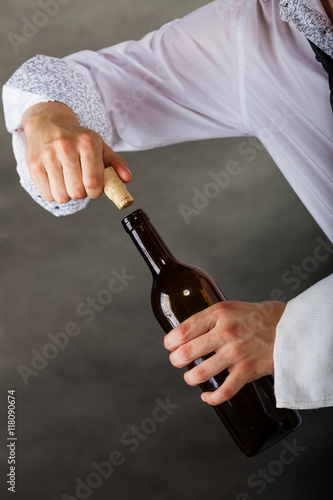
[2,0,333,409]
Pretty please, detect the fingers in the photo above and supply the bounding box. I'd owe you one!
[28,150,71,204]
[183,351,231,386]
[28,163,54,202]
[164,305,220,351]
[103,141,132,183]
[79,134,105,199]
[27,127,131,204]
[62,159,86,200]
[164,300,281,406]
[168,327,223,368]
[46,163,71,204]
[55,138,87,200]
[201,368,249,406]
[80,139,132,199]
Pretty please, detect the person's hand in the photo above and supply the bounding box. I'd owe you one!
[164,300,286,405]
[22,101,131,203]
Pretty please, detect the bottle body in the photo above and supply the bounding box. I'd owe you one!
[122,209,302,456]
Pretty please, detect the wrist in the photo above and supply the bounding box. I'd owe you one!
[22,101,78,133]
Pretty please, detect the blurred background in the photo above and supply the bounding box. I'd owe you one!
[1,1,332,499]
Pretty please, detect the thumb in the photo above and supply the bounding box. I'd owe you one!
[102,141,132,183]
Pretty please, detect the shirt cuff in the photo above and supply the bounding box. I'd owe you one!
[274,273,333,409]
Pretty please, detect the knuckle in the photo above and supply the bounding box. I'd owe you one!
[223,321,241,342]
[55,136,72,156]
[42,146,57,164]
[212,302,226,315]
[213,303,236,330]
[27,158,42,176]
[230,341,246,359]
[194,365,208,383]
[241,361,259,381]
[178,344,192,362]
[86,186,103,198]
[84,176,102,192]
[217,326,233,343]
[54,193,71,204]
[177,323,190,342]
[219,387,233,402]
[78,130,100,150]
[68,188,86,200]
[213,301,233,314]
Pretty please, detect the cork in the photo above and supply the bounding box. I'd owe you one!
[103,166,134,210]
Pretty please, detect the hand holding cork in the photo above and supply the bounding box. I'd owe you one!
[103,166,134,210]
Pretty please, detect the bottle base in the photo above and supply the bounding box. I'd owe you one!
[243,414,303,457]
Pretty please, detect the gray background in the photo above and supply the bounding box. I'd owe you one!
[1,1,332,499]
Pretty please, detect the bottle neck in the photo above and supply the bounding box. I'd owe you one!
[122,209,176,275]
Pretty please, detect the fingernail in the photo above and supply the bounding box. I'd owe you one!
[201,394,207,403]
[119,159,130,171]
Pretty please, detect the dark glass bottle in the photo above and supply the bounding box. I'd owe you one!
[122,209,302,456]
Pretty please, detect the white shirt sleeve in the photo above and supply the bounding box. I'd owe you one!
[2,1,248,217]
[274,273,333,409]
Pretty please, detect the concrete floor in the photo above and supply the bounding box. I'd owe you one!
[1,1,332,499]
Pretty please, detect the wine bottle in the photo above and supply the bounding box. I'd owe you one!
[122,209,302,456]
